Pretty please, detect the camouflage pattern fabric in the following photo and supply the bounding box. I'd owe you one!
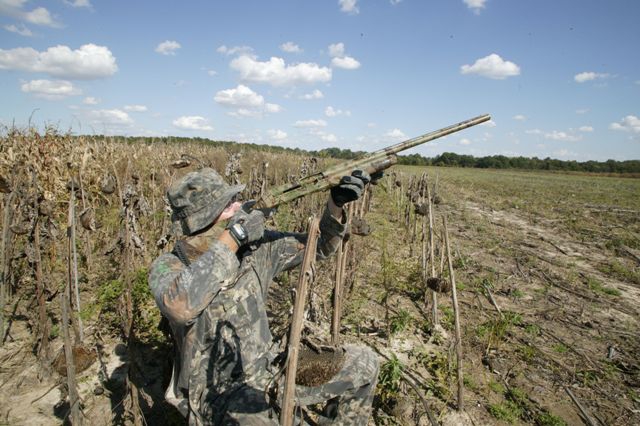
[149,205,379,425]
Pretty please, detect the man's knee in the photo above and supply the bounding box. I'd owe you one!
[342,344,379,387]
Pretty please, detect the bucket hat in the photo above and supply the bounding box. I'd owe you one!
[168,168,245,235]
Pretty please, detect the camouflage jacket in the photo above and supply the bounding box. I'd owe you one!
[148,206,346,425]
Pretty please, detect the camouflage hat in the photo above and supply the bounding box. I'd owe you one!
[167,168,245,235]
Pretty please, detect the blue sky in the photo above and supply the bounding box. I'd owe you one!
[1,0,639,161]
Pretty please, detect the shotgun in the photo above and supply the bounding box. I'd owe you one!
[253,114,491,209]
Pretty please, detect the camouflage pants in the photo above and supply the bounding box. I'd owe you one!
[218,344,379,425]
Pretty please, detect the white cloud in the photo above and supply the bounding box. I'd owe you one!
[321,133,338,143]
[552,149,578,158]
[24,7,59,26]
[328,43,360,70]
[124,105,147,112]
[526,128,582,141]
[280,42,302,53]
[300,89,324,100]
[481,119,497,127]
[513,114,526,121]
[464,0,487,14]
[64,0,92,8]
[83,96,99,105]
[461,53,520,80]
[609,115,640,133]
[459,138,472,145]
[267,129,287,140]
[385,129,407,140]
[155,40,181,56]
[215,84,264,108]
[331,56,361,70]
[325,106,351,117]
[90,109,133,125]
[339,0,359,14]
[207,69,217,76]
[230,55,331,86]
[230,109,260,119]
[578,126,593,132]
[0,44,118,79]
[576,108,589,114]
[390,0,402,5]
[0,1,62,27]
[294,119,327,128]
[3,23,32,36]
[544,130,582,142]
[265,103,282,113]
[574,71,609,83]
[216,45,254,56]
[328,43,345,58]
[20,79,81,99]
[172,116,213,131]
[214,84,281,117]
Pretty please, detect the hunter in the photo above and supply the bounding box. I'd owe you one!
[149,167,379,425]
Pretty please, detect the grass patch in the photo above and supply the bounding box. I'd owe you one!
[377,354,403,406]
[586,277,622,296]
[487,401,522,423]
[389,309,412,334]
[597,260,640,285]
[525,323,541,336]
[536,412,568,426]
[518,344,536,362]
[553,344,568,354]
[488,381,505,394]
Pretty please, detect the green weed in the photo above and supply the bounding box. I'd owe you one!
[389,309,412,334]
[511,289,524,299]
[377,354,403,404]
[598,260,640,284]
[518,344,536,362]
[463,376,478,392]
[440,306,454,329]
[536,412,568,426]
[418,351,452,399]
[488,381,505,394]
[525,323,541,336]
[553,344,568,354]
[487,401,522,423]
[49,324,59,340]
[587,277,622,296]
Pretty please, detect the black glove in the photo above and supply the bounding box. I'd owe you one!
[370,171,384,185]
[226,209,265,247]
[330,170,370,207]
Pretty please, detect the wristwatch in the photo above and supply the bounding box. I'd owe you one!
[228,222,248,246]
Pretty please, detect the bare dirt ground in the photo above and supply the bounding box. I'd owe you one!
[345,168,640,425]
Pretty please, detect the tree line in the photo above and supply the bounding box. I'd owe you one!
[86,136,640,174]
[398,152,640,174]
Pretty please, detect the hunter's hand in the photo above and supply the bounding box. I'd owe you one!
[370,170,384,185]
[330,170,371,207]
[225,209,265,247]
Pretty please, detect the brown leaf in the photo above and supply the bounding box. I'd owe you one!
[80,208,95,231]
[100,174,116,194]
[0,175,10,193]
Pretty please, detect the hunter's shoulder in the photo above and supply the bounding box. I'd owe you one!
[148,252,183,288]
